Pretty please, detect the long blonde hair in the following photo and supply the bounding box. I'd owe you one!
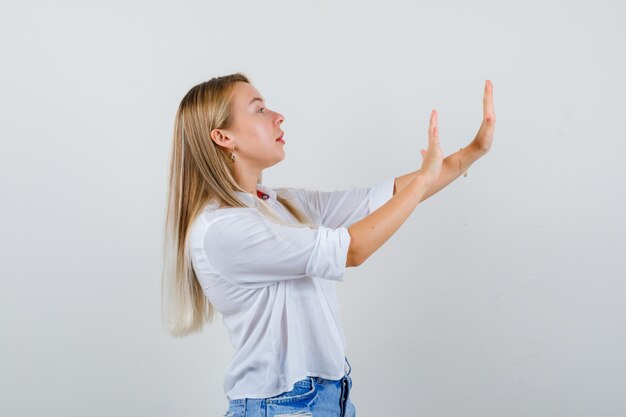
[161,73,316,337]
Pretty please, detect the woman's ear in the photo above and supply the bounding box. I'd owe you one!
[210,128,232,149]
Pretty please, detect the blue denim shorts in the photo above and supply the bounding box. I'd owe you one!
[222,356,355,417]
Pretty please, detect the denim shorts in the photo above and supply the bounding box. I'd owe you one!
[222,356,356,417]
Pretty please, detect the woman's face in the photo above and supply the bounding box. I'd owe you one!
[216,81,286,169]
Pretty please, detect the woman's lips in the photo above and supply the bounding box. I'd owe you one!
[276,138,285,144]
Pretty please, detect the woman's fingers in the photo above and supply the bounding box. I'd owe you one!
[483,80,495,123]
[421,109,437,162]
[429,109,438,145]
[472,81,496,154]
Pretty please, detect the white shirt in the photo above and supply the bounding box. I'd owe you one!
[188,177,395,401]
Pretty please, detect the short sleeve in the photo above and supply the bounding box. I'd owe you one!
[200,212,352,289]
[275,177,395,229]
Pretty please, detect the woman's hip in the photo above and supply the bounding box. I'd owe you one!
[223,372,355,417]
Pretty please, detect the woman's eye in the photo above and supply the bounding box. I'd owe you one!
[258,107,265,113]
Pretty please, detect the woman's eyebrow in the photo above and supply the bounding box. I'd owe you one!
[248,97,265,106]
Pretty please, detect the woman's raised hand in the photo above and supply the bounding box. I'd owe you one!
[471,80,496,154]
[419,109,444,183]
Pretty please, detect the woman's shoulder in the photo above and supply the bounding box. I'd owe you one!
[188,205,259,245]
[192,201,258,227]
[199,202,258,220]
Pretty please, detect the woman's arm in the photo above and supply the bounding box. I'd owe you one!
[346,107,444,267]
[346,81,495,266]
[393,141,487,202]
[275,177,395,229]
[346,173,434,266]
[394,80,496,203]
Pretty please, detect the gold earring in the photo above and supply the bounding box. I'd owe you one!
[230,144,236,162]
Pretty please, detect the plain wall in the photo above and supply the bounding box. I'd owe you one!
[1,0,625,416]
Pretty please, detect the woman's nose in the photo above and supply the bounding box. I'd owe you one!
[275,111,284,124]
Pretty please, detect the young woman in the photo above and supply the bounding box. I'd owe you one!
[162,73,495,417]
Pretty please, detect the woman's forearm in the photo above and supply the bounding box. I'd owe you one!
[394,141,486,203]
[346,173,434,266]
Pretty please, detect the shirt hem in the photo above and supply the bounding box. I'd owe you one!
[225,370,347,401]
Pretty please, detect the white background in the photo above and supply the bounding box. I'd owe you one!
[1,0,625,416]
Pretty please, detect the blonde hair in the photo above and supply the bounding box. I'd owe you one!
[162,72,316,337]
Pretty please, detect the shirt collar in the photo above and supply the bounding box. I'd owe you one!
[234,183,277,206]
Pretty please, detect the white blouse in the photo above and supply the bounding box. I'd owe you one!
[188,177,395,401]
